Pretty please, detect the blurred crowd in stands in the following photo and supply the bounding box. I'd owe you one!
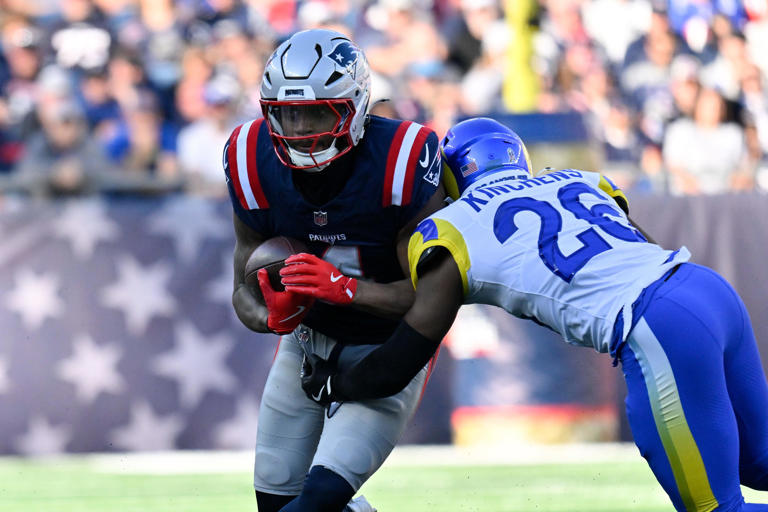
[0,0,767,198]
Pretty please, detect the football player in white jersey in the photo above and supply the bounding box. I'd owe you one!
[299,118,768,511]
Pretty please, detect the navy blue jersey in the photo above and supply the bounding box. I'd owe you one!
[223,115,441,344]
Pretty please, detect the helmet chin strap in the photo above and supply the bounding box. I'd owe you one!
[288,141,339,172]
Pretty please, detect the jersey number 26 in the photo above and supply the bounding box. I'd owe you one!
[493,182,646,282]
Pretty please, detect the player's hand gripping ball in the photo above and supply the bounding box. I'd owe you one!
[280,253,358,305]
[244,237,314,334]
[244,236,308,302]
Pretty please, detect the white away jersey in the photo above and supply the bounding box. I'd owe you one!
[408,169,690,353]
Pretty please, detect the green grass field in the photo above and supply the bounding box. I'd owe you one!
[0,445,765,511]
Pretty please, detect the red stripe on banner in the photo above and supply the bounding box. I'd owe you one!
[401,127,431,205]
[382,121,411,207]
[227,124,248,211]
[245,119,269,209]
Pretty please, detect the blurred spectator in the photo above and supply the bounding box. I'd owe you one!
[174,46,214,123]
[699,31,750,101]
[177,74,240,195]
[136,0,187,95]
[623,6,690,70]
[739,64,768,190]
[46,0,113,72]
[14,100,117,196]
[242,0,297,39]
[363,0,446,78]
[581,0,649,70]
[663,87,751,195]
[460,21,509,115]
[107,49,148,111]
[231,45,269,121]
[103,91,179,177]
[741,64,768,159]
[0,17,44,170]
[442,0,499,75]
[620,14,679,111]
[668,54,702,121]
[77,66,121,130]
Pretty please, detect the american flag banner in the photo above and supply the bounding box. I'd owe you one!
[0,196,277,455]
[0,196,452,456]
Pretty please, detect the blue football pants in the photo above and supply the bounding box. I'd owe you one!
[620,263,768,511]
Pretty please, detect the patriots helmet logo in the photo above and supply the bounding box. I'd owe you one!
[328,41,362,69]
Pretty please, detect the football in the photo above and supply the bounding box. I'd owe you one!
[244,236,308,298]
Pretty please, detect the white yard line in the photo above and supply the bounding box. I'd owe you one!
[77,443,641,475]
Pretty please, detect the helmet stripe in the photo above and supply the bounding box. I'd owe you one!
[226,124,248,211]
[382,121,411,207]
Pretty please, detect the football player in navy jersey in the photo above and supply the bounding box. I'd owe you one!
[301,118,768,511]
[223,29,445,512]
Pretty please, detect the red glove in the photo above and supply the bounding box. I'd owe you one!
[280,253,358,305]
[257,268,314,334]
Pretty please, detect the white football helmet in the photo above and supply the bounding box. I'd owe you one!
[260,29,371,171]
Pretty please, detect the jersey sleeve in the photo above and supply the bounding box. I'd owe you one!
[407,216,471,296]
[223,122,271,235]
[597,174,629,215]
[381,125,441,225]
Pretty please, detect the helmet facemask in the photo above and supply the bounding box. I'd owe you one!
[262,99,354,171]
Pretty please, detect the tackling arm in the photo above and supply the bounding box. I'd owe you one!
[330,247,464,400]
[231,214,270,332]
[348,188,446,318]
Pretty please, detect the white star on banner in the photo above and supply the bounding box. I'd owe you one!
[52,199,119,259]
[56,334,125,404]
[110,401,184,451]
[5,269,63,330]
[213,396,260,449]
[0,357,9,394]
[148,197,229,265]
[15,416,71,455]
[206,253,233,306]
[100,256,177,336]
[151,322,236,409]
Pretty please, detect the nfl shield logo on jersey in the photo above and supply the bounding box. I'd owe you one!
[314,210,328,226]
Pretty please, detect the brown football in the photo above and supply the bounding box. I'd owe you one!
[244,236,308,300]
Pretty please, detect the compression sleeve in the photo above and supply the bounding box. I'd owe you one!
[332,320,440,401]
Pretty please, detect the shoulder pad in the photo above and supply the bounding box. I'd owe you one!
[382,121,437,207]
[598,174,629,215]
[225,119,269,211]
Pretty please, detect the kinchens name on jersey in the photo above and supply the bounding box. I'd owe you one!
[408,168,689,354]
[223,115,442,345]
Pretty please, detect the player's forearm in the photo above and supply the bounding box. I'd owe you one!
[349,278,415,319]
[232,248,270,332]
[231,216,270,332]
[333,320,440,400]
[232,284,270,333]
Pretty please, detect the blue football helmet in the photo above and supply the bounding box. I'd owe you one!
[440,117,532,200]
